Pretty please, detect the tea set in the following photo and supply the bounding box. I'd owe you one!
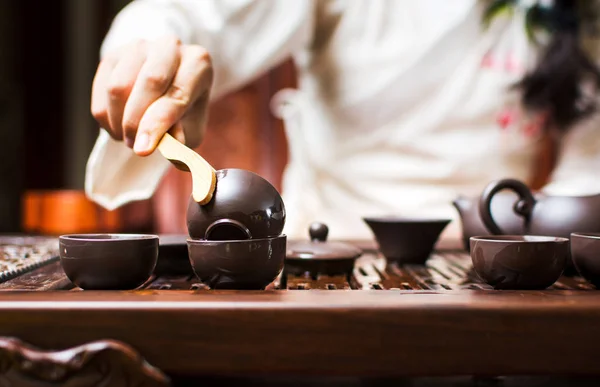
[59,167,287,290]
[57,135,600,291]
[284,222,362,282]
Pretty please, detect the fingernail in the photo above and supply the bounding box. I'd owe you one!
[134,132,150,153]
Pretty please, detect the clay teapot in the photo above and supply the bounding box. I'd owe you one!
[187,169,286,240]
[452,190,526,251]
[479,178,600,240]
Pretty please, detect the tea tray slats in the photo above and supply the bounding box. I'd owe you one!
[0,236,599,378]
[2,251,593,292]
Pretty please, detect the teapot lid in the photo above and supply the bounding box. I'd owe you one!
[286,222,363,261]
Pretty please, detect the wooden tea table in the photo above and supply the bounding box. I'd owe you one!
[0,235,599,387]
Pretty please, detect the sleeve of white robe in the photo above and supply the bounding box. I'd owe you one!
[85,0,315,210]
[541,112,600,196]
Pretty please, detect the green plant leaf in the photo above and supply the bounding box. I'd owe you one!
[525,4,553,45]
[482,0,517,28]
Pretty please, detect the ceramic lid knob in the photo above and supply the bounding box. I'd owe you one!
[286,221,362,261]
[309,222,329,242]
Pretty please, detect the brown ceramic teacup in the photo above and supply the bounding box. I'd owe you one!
[59,234,158,290]
[363,217,451,264]
[186,169,286,240]
[470,235,568,290]
[570,232,600,287]
[187,235,286,290]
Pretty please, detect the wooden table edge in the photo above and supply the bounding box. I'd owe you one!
[0,289,598,377]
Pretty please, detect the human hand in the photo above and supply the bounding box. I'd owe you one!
[91,36,213,156]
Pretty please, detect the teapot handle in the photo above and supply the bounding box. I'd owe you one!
[478,178,536,235]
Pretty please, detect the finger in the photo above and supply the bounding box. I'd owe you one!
[179,92,210,148]
[168,122,186,144]
[122,36,181,148]
[90,56,118,136]
[134,45,213,156]
[106,41,147,144]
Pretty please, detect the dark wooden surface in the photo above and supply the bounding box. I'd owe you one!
[0,237,600,384]
[0,337,169,386]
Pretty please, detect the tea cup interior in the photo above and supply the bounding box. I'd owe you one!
[186,168,286,241]
[60,234,158,242]
[470,235,569,243]
[204,218,252,241]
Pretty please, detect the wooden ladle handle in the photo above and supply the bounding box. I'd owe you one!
[157,133,216,205]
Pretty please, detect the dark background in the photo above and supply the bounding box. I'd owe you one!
[0,0,132,232]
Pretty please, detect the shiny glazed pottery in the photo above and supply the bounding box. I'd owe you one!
[363,217,451,264]
[285,222,363,278]
[479,179,600,239]
[570,232,600,287]
[186,169,286,240]
[470,235,569,290]
[187,235,286,290]
[478,178,600,274]
[452,192,525,251]
[59,234,158,290]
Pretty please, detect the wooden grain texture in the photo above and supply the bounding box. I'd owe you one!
[0,289,598,377]
[0,262,73,291]
[166,376,600,387]
[0,337,169,387]
[0,241,598,378]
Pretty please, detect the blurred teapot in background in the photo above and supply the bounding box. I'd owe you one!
[452,189,526,251]
[478,178,600,239]
[455,178,600,274]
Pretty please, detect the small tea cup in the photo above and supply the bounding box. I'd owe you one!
[570,232,600,287]
[59,234,158,290]
[470,235,568,290]
[363,217,451,264]
[187,235,286,290]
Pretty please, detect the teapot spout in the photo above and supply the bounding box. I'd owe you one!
[452,195,469,217]
[451,195,484,251]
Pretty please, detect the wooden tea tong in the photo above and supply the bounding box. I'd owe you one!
[157,133,216,205]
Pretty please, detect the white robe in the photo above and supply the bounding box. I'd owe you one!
[84,0,600,242]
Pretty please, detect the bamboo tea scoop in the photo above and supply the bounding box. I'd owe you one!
[157,133,216,205]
